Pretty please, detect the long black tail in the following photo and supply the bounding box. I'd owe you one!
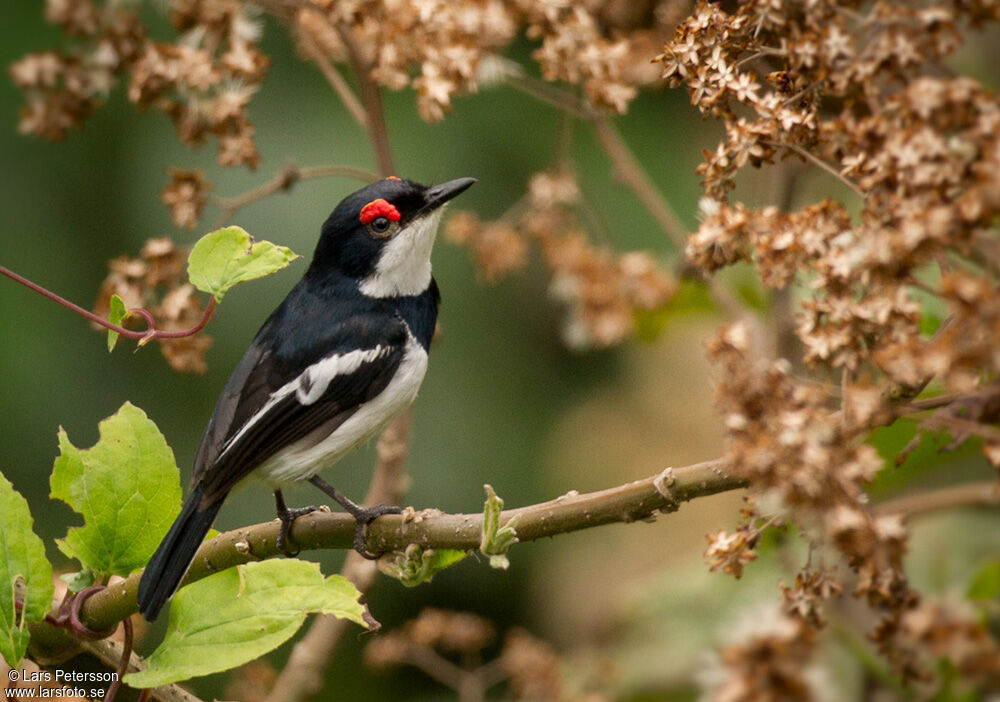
[137,484,223,622]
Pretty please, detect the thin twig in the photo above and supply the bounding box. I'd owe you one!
[251,0,366,131]
[895,387,1000,414]
[767,140,866,199]
[212,163,378,226]
[294,27,367,128]
[498,58,690,245]
[771,161,802,364]
[332,21,395,176]
[403,643,478,696]
[589,116,688,249]
[394,644,510,702]
[922,413,1000,444]
[255,0,393,175]
[81,636,204,702]
[0,264,216,342]
[875,481,999,518]
[501,67,595,120]
[588,117,748,319]
[553,111,575,169]
[734,46,784,70]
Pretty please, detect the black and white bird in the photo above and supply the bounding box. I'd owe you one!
[137,176,476,622]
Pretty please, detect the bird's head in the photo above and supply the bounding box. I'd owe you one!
[311,176,476,297]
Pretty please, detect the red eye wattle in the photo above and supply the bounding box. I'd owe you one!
[359,198,401,225]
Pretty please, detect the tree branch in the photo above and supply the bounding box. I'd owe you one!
[28,459,743,653]
[211,163,377,226]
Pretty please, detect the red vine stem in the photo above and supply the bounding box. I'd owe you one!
[0,264,216,341]
[103,616,132,702]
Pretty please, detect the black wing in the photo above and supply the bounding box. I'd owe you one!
[192,286,409,504]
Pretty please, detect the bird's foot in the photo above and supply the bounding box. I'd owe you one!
[306,476,401,559]
[347,503,402,560]
[276,505,318,557]
[274,489,319,557]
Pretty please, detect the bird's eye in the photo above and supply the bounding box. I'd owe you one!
[360,198,401,234]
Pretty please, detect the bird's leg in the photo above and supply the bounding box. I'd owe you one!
[307,475,401,559]
[274,489,319,557]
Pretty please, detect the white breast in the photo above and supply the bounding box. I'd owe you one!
[256,335,429,486]
[359,209,443,298]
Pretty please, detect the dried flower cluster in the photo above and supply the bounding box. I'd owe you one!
[779,569,842,630]
[899,596,1000,694]
[92,237,212,373]
[297,0,518,123]
[707,323,921,665]
[500,627,566,701]
[524,4,637,113]
[698,609,819,702]
[14,0,682,138]
[661,0,1000,690]
[162,168,212,230]
[365,608,496,671]
[662,0,1000,390]
[704,525,758,579]
[447,170,677,349]
[293,0,667,122]
[12,0,268,167]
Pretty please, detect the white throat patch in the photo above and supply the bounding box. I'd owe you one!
[359,208,444,297]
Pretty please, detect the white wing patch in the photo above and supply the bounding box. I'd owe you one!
[296,346,386,404]
[218,345,388,460]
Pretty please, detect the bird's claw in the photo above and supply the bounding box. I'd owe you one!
[276,505,319,557]
[351,503,402,560]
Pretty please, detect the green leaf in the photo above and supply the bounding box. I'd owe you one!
[910,266,946,338]
[868,419,986,497]
[0,470,54,668]
[968,561,1000,600]
[124,560,368,688]
[59,568,96,594]
[379,545,468,587]
[50,403,182,577]
[188,226,298,302]
[107,294,127,352]
[480,484,518,570]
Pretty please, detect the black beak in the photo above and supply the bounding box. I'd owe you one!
[425,177,477,208]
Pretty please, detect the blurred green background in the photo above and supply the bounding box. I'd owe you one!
[3,5,999,701]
